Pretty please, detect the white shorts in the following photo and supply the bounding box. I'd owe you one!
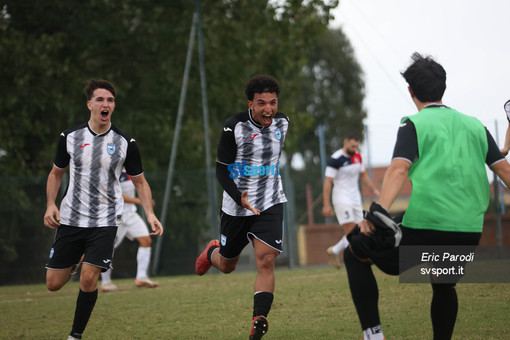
[333,204,363,225]
[114,211,150,248]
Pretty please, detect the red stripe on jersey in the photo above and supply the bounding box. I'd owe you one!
[351,153,362,164]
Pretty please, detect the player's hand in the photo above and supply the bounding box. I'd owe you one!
[241,190,260,215]
[322,205,332,218]
[147,215,164,236]
[500,148,509,157]
[44,204,61,229]
[358,219,375,236]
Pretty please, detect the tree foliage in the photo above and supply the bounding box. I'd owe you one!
[0,0,341,175]
[0,0,369,282]
[294,27,366,162]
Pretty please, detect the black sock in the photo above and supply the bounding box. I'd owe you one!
[344,247,381,330]
[431,283,458,340]
[70,289,98,338]
[253,292,274,317]
[207,245,219,262]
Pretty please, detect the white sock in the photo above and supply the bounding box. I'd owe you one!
[101,268,112,285]
[332,236,349,254]
[136,247,151,280]
[363,325,385,340]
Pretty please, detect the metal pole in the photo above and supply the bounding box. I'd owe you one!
[318,124,330,223]
[318,124,327,184]
[152,12,197,275]
[364,124,374,180]
[306,184,314,226]
[282,160,298,269]
[195,0,218,239]
[494,120,503,248]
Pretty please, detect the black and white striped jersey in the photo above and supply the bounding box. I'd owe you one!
[53,122,143,228]
[217,109,289,216]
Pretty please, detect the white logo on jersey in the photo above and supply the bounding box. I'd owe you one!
[275,240,282,244]
[103,259,112,264]
[223,127,232,132]
[399,122,407,127]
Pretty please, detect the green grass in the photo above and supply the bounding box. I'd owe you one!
[0,266,509,339]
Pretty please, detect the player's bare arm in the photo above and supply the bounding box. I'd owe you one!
[43,166,66,229]
[490,159,510,188]
[122,193,155,207]
[501,123,510,156]
[131,174,164,236]
[377,158,411,210]
[322,177,334,218]
[358,159,409,236]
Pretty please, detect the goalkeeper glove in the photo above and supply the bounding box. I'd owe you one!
[363,202,402,247]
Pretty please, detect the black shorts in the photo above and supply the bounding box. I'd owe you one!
[45,225,117,272]
[349,224,481,276]
[219,204,283,259]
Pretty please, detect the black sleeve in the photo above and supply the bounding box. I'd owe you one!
[124,140,144,176]
[216,120,237,164]
[392,118,418,162]
[54,133,70,169]
[216,162,242,206]
[485,127,504,166]
[215,117,243,206]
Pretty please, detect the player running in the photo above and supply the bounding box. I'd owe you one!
[322,133,380,268]
[100,168,159,292]
[43,78,163,340]
[195,75,288,340]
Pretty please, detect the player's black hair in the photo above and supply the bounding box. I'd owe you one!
[245,75,280,101]
[344,133,359,141]
[84,78,117,100]
[401,52,446,103]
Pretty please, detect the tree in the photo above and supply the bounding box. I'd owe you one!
[288,27,367,223]
[0,0,368,282]
[294,27,366,161]
[0,0,340,175]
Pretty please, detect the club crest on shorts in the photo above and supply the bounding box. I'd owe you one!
[49,248,54,259]
[107,143,116,155]
[274,127,281,140]
[220,234,227,246]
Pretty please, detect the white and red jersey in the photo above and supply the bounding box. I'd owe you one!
[324,149,365,207]
[119,171,137,214]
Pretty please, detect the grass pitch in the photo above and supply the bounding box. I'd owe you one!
[0,266,509,339]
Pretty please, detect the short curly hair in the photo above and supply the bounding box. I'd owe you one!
[245,75,280,101]
[401,53,446,102]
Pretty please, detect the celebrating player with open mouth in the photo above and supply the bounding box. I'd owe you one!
[195,75,289,340]
[43,78,163,340]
